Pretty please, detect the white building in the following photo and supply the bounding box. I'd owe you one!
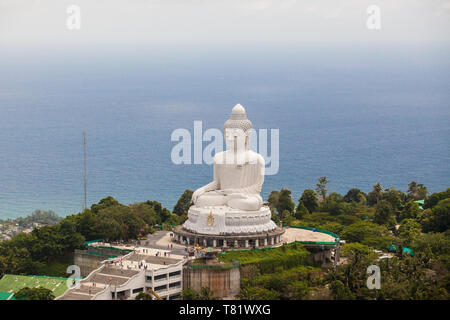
[58,246,185,300]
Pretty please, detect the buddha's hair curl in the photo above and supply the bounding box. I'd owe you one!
[224,119,253,134]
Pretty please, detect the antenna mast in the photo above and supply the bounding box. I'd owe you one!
[83,131,88,210]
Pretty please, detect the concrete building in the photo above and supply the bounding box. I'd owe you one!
[58,245,184,300]
[74,246,134,277]
[183,256,240,299]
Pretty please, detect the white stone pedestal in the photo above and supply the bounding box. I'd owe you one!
[182,205,277,236]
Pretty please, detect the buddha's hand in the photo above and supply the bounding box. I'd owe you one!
[226,193,247,199]
[216,189,234,196]
[192,187,205,204]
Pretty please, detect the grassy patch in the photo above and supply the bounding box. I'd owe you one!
[0,274,68,298]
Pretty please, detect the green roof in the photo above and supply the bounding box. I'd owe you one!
[0,275,69,298]
[87,245,133,252]
[403,247,414,256]
[387,244,414,256]
[388,244,398,251]
[414,200,425,209]
[0,291,15,300]
[84,238,104,245]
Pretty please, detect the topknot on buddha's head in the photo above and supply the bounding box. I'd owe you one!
[224,104,253,134]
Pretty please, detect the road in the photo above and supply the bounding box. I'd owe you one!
[139,230,188,256]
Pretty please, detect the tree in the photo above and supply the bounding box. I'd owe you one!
[341,221,391,247]
[421,198,450,233]
[0,218,85,277]
[300,189,318,213]
[367,183,383,206]
[15,210,61,227]
[344,188,365,203]
[424,188,450,209]
[316,176,330,202]
[327,243,377,299]
[198,286,221,300]
[327,192,344,203]
[328,240,450,300]
[267,190,279,214]
[341,242,375,257]
[276,188,295,217]
[399,200,421,221]
[282,210,295,225]
[182,287,220,300]
[320,195,351,216]
[330,280,354,300]
[173,189,193,216]
[95,216,122,241]
[135,292,153,300]
[0,245,43,277]
[15,287,55,300]
[145,200,172,223]
[294,200,309,219]
[57,219,85,252]
[91,196,119,214]
[382,187,405,211]
[374,200,396,227]
[238,287,281,300]
[182,287,199,300]
[282,280,311,300]
[0,196,176,278]
[72,209,98,241]
[398,219,421,246]
[410,232,450,257]
[130,202,159,226]
[97,204,145,240]
[407,181,427,200]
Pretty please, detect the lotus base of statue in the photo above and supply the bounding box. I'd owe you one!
[182,205,277,236]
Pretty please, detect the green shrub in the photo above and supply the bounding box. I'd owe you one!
[219,243,311,274]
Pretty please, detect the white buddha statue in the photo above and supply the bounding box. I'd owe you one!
[191,104,265,211]
[181,104,277,237]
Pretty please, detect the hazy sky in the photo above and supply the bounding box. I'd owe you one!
[1,0,450,52]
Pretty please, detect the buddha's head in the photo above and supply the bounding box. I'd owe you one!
[224,104,252,152]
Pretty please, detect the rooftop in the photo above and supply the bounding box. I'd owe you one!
[0,291,15,300]
[0,274,68,298]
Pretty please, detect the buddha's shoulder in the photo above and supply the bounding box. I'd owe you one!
[247,151,265,164]
[213,151,229,163]
[213,151,224,163]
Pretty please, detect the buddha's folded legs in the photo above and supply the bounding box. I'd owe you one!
[196,191,228,207]
[196,191,262,211]
[228,194,262,211]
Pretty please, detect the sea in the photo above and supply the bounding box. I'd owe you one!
[0,45,449,219]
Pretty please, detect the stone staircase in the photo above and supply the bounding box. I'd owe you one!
[58,263,139,300]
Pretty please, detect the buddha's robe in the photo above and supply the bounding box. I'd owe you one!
[196,151,265,211]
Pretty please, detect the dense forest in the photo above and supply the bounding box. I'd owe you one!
[0,197,182,277]
[214,179,450,300]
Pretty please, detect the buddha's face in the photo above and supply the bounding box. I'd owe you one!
[225,128,248,152]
